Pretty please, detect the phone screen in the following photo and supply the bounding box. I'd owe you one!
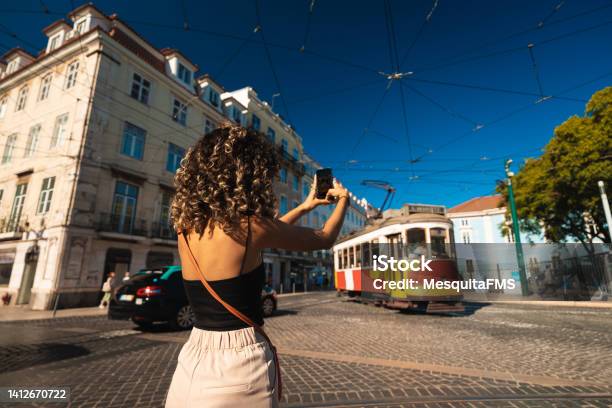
[315,168,334,199]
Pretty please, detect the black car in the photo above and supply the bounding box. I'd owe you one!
[109,266,277,330]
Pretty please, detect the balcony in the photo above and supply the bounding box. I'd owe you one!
[97,213,148,237]
[276,146,305,175]
[0,217,23,240]
[151,222,178,241]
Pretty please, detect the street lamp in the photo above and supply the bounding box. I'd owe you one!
[271,93,280,111]
[505,159,528,296]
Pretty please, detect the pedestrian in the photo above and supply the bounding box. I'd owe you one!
[122,271,131,282]
[99,272,115,308]
[165,123,349,407]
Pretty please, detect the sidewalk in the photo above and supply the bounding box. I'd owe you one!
[0,305,107,322]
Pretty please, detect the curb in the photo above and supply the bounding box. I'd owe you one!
[465,299,612,309]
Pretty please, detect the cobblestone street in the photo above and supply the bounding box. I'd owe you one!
[1,292,611,407]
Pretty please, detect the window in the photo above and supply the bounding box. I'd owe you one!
[75,18,87,34]
[2,134,17,164]
[204,118,216,135]
[172,98,187,125]
[313,211,319,227]
[267,128,275,143]
[292,148,299,161]
[39,74,52,101]
[8,183,27,231]
[462,230,472,244]
[48,34,61,51]
[279,168,287,183]
[461,218,469,226]
[15,86,28,111]
[177,63,192,85]
[0,97,7,119]
[252,115,261,131]
[293,175,299,192]
[292,200,299,210]
[50,113,69,147]
[208,88,220,107]
[24,124,41,157]
[166,143,185,173]
[112,181,139,234]
[279,195,288,214]
[230,106,243,124]
[302,181,310,198]
[157,191,173,238]
[37,176,55,214]
[130,73,150,104]
[121,122,146,160]
[65,61,79,89]
[5,60,17,74]
[281,139,288,153]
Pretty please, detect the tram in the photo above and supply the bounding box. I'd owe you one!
[333,204,464,312]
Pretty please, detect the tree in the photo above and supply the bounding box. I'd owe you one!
[497,87,612,250]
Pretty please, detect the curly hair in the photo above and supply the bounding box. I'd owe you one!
[171,122,280,236]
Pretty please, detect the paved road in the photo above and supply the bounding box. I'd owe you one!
[0,292,611,407]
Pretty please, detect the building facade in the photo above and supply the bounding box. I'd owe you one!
[0,4,371,309]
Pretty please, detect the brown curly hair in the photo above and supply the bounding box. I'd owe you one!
[171,122,280,236]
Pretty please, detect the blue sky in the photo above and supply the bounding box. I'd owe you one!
[1,0,611,210]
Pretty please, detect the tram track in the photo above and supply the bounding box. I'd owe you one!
[283,392,612,407]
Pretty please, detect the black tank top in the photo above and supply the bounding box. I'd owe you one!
[182,218,265,331]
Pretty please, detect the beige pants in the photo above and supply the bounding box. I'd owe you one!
[165,326,278,408]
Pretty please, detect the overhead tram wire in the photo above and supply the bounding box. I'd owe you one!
[538,1,565,28]
[181,0,190,31]
[398,0,439,68]
[414,18,612,75]
[401,77,587,103]
[384,0,416,174]
[401,81,481,128]
[254,0,291,122]
[38,0,49,14]
[527,43,546,100]
[216,25,260,79]
[300,0,317,52]
[413,1,612,74]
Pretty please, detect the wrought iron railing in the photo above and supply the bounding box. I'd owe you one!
[97,213,148,236]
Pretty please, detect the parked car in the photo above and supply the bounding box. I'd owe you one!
[108,266,278,330]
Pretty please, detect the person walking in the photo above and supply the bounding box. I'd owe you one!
[165,123,348,407]
[99,271,115,308]
[122,271,131,282]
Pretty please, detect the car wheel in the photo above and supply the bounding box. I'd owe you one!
[262,297,275,317]
[173,305,195,330]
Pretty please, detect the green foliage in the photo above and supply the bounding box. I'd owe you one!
[497,87,612,245]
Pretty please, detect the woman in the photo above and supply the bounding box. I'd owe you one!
[165,123,349,407]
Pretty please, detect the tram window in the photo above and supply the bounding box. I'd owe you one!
[406,228,426,258]
[337,251,343,269]
[343,248,348,269]
[430,228,448,258]
[363,242,370,266]
[371,240,380,258]
[355,244,362,267]
[349,246,354,268]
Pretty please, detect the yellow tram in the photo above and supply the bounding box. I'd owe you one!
[333,205,464,312]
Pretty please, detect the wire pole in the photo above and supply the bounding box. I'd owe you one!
[598,181,612,243]
[505,159,528,296]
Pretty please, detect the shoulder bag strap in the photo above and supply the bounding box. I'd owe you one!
[180,219,282,399]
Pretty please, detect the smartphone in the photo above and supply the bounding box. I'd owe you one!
[315,168,334,199]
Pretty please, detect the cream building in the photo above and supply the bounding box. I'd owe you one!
[0,4,370,309]
[0,4,229,309]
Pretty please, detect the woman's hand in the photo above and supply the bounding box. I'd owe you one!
[324,179,349,202]
[301,176,333,211]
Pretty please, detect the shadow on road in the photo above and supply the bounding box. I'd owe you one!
[2,343,90,373]
[399,302,491,317]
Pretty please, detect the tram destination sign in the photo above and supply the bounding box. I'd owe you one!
[404,204,446,215]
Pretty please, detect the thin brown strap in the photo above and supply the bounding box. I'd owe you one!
[238,215,251,275]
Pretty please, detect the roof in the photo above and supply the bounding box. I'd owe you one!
[68,2,106,19]
[160,48,199,70]
[42,19,71,34]
[335,213,452,245]
[448,195,504,214]
[1,47,35,61]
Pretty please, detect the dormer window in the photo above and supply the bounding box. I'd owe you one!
[48,34,62,52]
[177,63,192,85]
[208,88,220,107]
[5,60,18,75]
[75,18,88,34]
